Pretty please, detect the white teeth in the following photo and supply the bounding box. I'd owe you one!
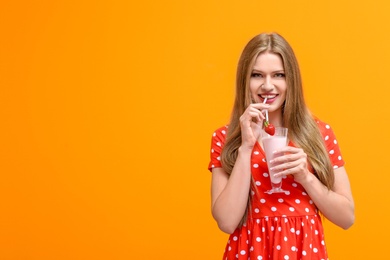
[261,95,276,99]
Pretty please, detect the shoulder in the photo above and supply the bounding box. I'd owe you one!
[208,125,229,171]
[313,116,340,148]
[212,125,229,138]
[209,125,229,149]
[313,117,335,136]
[313,116,345,166]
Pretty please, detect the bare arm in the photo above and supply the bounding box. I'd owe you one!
[211,147,252,234]
[271,147,355,229]
[298,166,354,229]
[211,103,269,234]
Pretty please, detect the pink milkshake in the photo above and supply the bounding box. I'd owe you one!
[261,127,288,194]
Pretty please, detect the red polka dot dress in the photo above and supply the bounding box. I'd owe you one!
[208,120,345,260]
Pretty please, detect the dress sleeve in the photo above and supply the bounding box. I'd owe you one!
[316,120,345,169]
[208,126,228,172]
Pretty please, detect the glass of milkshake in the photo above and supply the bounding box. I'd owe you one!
[261,127,288,194]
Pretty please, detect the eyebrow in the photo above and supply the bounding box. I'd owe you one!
[251,69,285,73]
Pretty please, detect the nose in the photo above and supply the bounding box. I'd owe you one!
[261,77,274,90]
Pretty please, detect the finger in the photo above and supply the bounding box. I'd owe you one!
[247,110,265,122]
[270,159,301,172]
[274,145,300,153]
[273,147,305,158]
[248,104,266,111]
[274,167,296,177]
[274,163,308,178]
[240,110,260,122]
[271,152,302,164]
[249,103,271,110]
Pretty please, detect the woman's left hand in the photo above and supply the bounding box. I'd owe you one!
[269,146,311,184]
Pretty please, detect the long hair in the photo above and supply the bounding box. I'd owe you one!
[221,33,334,222]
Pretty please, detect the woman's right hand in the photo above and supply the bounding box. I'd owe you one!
[239,103,270,149]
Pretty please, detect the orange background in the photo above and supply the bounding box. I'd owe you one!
[1,0,389,259]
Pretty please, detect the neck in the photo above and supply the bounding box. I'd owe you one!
[268,110,283,127]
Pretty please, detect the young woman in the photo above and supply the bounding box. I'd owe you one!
[208,33,354,259]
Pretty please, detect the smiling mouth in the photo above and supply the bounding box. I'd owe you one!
[259,94,278,99]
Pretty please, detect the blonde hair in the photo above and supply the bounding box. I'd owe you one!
[221,33,334,221]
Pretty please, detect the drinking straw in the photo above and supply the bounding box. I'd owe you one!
[263,97,268,121]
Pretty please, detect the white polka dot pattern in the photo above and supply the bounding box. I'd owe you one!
[208,119,343,259]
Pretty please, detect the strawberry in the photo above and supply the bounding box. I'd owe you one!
[264,121,275,135]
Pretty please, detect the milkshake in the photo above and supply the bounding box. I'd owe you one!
[261,127,288,194]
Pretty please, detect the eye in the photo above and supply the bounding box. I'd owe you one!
[251,73,262,78]
[274,73,285,78]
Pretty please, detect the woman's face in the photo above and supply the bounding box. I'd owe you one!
[249,52,287,114]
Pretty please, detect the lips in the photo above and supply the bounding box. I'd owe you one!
[259,94,278,102]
